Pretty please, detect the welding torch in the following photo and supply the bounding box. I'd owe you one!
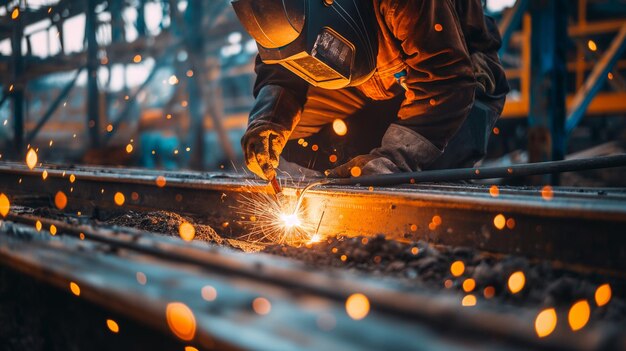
[268,168,287,209]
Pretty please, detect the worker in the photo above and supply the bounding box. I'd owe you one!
[231,0,509,180]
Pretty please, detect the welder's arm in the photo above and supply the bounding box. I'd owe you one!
[329,0,476,177]
[242,56,309,180]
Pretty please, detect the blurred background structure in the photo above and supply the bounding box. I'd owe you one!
[0,0,626,181]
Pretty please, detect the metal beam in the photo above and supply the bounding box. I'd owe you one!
[186,0,236,169]
[0,92,7,109]
[102,49,176,145]
[498,0,529,57]
[527,0,568,184]
[0,0,89,42]
[186,0,207,169]
[25,67,84,145]
[86,0,100,149]
[566,25,626,134]
[11,11,24,157]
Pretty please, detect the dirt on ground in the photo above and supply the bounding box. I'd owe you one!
[107,210,222,242]
[105,210,262,252]
[264,235,626,324]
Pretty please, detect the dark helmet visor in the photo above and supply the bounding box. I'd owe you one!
[232,0,378,89]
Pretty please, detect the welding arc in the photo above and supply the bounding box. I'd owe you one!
[328,154,626,187]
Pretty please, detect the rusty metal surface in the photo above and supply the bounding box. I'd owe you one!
[1,213,624,350]
[0,162,626,273]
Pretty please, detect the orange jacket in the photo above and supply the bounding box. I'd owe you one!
[251,0,508,150]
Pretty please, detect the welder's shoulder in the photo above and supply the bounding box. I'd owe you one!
[378,0,461,32]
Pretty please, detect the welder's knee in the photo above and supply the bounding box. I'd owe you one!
[427,101,499,170]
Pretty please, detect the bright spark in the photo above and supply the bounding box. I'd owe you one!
[280,213,301,228]
[234,179,318,246]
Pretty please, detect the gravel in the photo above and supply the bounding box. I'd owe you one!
[264,234,626,323]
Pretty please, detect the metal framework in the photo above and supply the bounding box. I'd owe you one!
[0,0,242,167]
[502,0,626,121]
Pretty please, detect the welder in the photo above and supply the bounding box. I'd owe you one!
[231,0,509,181]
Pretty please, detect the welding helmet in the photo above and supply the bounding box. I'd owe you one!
[231,0,378,89]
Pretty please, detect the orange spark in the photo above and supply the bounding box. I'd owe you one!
[332,119,348,136]
[350,167,362,177]
[541,185,554,201]
[595,284,611,306]
[493,214,506,230]
[489,185,499,197]
[535,308,557,338]
[461,294,476,306]
[70,282,81,296]
[234,180,316,245]
[450,261,465,277]
[0,193,9,217]
[155,176,167,188]
[166,302,196,341]
[462,278,476,292]
[179,222,195,241]
[106,319,119,333]
[345,293,369,320]
[508,271,525,294]
[114,192,125,206]
[26,148,37,170]
[483,286,495,299]
[252,297,272,315]
[568,300,590,331]
[55,191,68,210]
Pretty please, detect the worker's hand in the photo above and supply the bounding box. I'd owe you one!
[326,154,398,178]
[241,121,290,180]
[471,52,497,96]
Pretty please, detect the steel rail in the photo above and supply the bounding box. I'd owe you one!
[0,162,626,275]
[0,163,626,275]
[1,213,624,351]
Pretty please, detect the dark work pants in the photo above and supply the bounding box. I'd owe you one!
[281,86,501,172]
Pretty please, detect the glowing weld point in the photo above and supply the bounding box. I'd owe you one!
[308,234,321,244]
[280,213,301,228]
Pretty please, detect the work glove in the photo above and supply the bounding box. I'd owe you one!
[242,121,290,180]
[242,85,301,180]
[470,52,497,96]
[326,124,442,178]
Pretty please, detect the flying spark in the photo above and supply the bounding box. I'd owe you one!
[234,179,318,246]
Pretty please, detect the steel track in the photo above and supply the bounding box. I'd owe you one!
[1,162,625,273]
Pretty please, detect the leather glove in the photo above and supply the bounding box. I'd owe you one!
[326,154,399,177]
[242,121,290,180]
[327,124,443,178]
[242,85,302,180]
[470,52,497,96]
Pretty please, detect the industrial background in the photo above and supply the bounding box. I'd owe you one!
[0,1,626,350]
[1,0,625,178]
